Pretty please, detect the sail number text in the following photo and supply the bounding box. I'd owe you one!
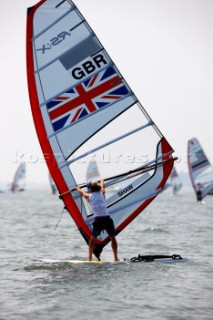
[71,54,108,80]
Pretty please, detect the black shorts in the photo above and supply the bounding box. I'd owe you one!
[92,216,115,238]
[197,191,202,201]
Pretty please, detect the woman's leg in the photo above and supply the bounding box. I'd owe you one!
[88,236,96,261]
[111,236,119,261]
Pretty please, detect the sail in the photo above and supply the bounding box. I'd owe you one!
[86,161,100,182]
[170,166,182,194]
[11,163,26,192]
[26,0,174,258]
[187,138,213,200]
[49,173,57,194]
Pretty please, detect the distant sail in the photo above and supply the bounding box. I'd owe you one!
[187,138,213,201]
[49,173,57,194]
[86,160,120,194]
[86,161,100,182]
[170,166,182,194]
[11,163,26,192]
[26,0,175,259]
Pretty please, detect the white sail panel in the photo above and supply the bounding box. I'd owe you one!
[38,61,73,102]
[33,0,73,36]
[69,109,158,184]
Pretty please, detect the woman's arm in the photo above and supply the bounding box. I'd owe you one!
[100,179,105,194]
[76,186,89,201]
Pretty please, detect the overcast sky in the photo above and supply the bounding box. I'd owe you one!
[0,0,212,187]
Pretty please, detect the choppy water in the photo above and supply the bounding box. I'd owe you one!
[0,188,212,320]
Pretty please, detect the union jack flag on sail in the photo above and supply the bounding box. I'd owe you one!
[47,66,130,132]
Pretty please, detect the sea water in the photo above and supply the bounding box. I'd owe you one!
[0,188,212,320]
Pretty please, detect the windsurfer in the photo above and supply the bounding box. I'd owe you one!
[76,179,119,262]
[195,183,203,202]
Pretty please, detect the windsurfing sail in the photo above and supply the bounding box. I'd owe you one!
[26,0,175,259]
[49,173,57,194]
[11,163,26,192]
[187,138,213,201]
[86,161,100,182]
[170,166,182,194]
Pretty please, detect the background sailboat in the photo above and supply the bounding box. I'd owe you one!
[187,138,213,201]
[11,163,26,193]
[49,173,57,195]
[86,160,100,182]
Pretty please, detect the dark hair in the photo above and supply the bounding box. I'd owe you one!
[90,181,101,192]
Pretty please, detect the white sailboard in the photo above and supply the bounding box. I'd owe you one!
[11,163,26,192]
[26,0,175,259]
[38,258,119,265]
[38,255,187,265]
[187,138,213,201]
